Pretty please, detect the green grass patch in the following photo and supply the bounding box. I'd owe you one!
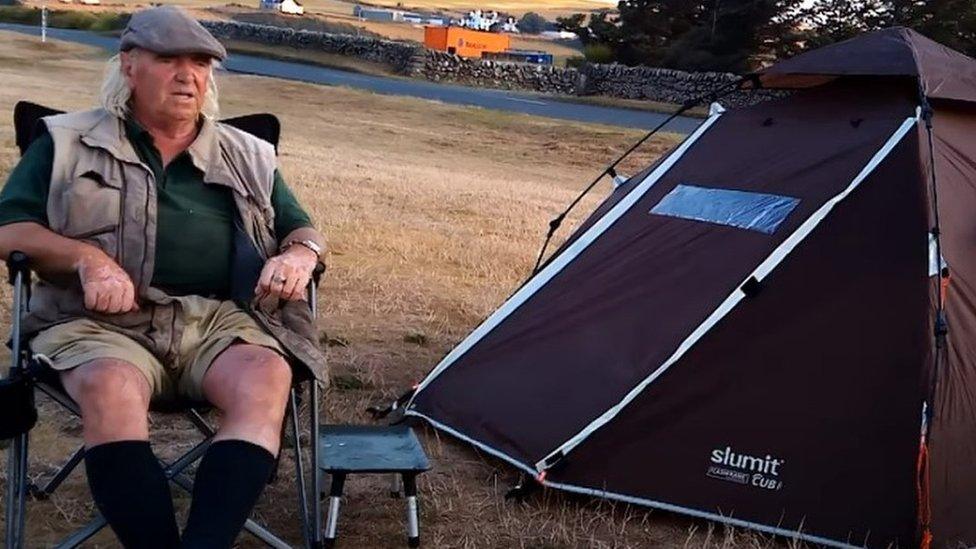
[0,5,130,31]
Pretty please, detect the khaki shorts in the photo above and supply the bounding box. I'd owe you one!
[30,295,285,403]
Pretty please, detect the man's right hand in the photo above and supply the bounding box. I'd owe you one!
[75,249,139,314]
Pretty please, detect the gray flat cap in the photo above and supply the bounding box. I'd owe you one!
[120,6,226,60]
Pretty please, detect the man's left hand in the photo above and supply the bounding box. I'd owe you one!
[255,245,318,302]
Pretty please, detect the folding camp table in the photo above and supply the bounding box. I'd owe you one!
[318,424,430,548]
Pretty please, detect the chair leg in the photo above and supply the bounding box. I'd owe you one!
[52,515,108,549]
[29,444,85,500]
[310,381,322,548]
[268,447,282,484]
[5,431,29,549]
[241,519,292,549]
[289,388,312,548]
[5,433,19,548]
[403,473,420,548]
[186,408,216,437]
[36,382,80,417]
[161,437,211,479]
[323,473,345,549]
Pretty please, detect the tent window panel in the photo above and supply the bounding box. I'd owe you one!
[650,185,800,235]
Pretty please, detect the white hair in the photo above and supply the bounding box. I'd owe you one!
[99,50,221,120]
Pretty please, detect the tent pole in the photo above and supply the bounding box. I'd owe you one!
[917,90,945,549]
[529,76,754,276]
[919,92,948,422]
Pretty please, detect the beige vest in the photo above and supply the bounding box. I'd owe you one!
[25,108,327,383]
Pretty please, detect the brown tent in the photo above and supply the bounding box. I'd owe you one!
[405,27,976,548]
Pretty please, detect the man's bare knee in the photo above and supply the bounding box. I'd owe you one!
[61,359,151,445]
[241,353,292,403]
[63,359,151,408]
[231,358,291,421]
[206,346,292,415]
[205,346,292,453]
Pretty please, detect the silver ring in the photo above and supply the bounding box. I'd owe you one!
[273,275,287,284]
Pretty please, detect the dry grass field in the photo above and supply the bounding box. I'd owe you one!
[0,32,799,548]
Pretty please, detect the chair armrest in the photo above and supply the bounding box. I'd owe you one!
[6,251,31,286]
[312,261,326,287]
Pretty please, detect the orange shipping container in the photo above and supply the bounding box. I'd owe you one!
[424,27,511,58]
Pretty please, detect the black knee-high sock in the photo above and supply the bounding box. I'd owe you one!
[181,440,276,549]
[84,441,180,549]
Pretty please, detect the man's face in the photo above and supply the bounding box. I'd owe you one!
[121,48,212,124]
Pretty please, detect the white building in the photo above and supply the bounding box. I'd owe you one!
[501,16,519,33]
[260,0,304,15]
[459,9,497,32]
[279,0,303,15]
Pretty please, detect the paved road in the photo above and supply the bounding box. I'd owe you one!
[0,23,703,133]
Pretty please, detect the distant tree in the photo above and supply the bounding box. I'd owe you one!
[587,10,624,48]
[614,0,806,72]
[555,13,589,40]
[614,0,704,63]
[797,0,896,50]
[796,0,976,57]
[583,42,616,63]
[555,10,624,66]
[519,11,548,34]
[887,0,976,55]
[678,0,807,72]
[559,1,810,72]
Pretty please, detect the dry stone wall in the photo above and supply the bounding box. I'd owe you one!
[421,50,578,94]
[203,20,778,107]
[201,20,422,72]
[420,52,773,106]
[579,64,740,105]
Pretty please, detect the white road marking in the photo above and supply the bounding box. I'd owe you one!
[504,97,548,105]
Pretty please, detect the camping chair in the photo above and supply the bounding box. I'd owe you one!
[2,101,325,549]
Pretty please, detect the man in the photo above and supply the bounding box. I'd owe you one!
[0,6,327,548]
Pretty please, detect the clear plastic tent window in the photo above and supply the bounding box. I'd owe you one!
[650,185,801,235]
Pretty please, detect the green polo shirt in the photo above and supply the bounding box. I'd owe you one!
[0,120,313,298]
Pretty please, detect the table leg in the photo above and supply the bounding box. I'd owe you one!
[403,473,419,548]
[323,473,345,549]
[390,473,402,498]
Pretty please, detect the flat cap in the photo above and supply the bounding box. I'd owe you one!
[119,6,226,61]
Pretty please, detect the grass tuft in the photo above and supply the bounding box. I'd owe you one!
[332,373,374,391]
[403,332,428,346]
